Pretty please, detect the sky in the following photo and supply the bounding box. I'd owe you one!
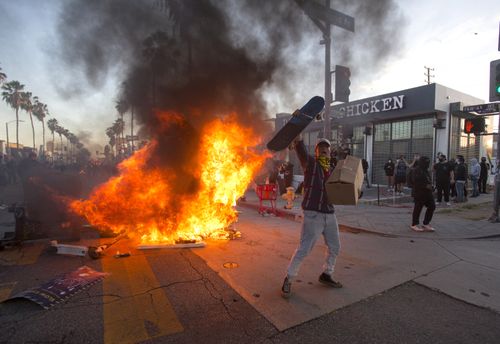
[0,0,499,154]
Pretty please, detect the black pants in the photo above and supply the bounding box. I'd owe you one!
[479,176,487,193]
[436,180,450,202]
[412,194,436,226]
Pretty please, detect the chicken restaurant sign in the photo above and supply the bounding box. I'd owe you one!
[334,95,405,118]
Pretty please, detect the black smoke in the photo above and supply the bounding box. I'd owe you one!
[54,0,405,174]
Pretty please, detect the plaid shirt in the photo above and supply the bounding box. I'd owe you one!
[295,141,334,213]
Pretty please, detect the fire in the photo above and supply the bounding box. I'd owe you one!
[71,115,266,244]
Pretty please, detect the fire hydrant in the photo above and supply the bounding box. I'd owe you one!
[282,187,295,209]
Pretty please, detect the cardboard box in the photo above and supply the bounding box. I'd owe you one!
[326,155,364,205]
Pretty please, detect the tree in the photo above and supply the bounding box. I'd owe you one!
[47,118,58,157]
[20,92,36,150]
[1,80,25,151]
[0,65,6,85]
[113,118,125,155]
[115,99,128,145]
[106,126,117,157]
[33,97,48,157]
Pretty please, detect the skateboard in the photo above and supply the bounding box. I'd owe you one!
[266,96,325,152]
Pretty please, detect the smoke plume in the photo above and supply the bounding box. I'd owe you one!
[54,0,405,174]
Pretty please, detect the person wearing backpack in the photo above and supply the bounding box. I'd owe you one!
[410,156,436,232]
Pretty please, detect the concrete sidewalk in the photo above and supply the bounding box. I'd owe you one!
[238,185,500,240]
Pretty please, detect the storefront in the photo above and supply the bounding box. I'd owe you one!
[275,83,491,185]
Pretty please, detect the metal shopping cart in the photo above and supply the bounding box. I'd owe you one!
[256,184,278,215]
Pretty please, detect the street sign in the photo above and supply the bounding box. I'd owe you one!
[126,135,139,141]
[463,103,500,114]
[300,0,355,32]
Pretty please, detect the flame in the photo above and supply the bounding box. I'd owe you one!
[71,115,267,244]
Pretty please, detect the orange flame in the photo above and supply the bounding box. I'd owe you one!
[71,115,267,244]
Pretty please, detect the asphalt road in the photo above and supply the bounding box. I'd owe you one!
[1,243,499,344]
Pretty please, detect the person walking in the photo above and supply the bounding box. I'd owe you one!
[281,135,342,299]
[433,154,453,206]
[384,158,395,191]
[470,158,480,197]
[479,157,490,193]
[454,156,467,202]
[410,156,436,232]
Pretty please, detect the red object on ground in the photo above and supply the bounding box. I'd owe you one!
[256,184,278,214]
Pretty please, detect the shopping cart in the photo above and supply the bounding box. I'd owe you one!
[256,184,278,215]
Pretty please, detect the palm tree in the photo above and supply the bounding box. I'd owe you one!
[113,118,125,155]
[106,126,117,157]
[20,92,36,150]
[0,65,6,85]
[33,97,48,157]
[1,80,25,151]
[115,99,127,141]
[55,125,65,157]
[47,118,58,157]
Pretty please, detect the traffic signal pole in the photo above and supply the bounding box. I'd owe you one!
[489,116,500,222]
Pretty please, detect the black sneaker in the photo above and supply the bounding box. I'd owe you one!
[281,277,291,298]
[318,273,343,288]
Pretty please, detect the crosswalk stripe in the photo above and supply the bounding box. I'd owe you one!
[102,253,183,344]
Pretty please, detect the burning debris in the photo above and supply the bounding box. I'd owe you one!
[70,118,262,246]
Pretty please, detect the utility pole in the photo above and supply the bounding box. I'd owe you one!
[424,66,435,84]
[323,0,332,141]
[294,0,354,141]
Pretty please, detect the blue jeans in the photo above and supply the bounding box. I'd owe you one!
[471,176,479,196]
[455,180,466,202]
[287,210,340,280]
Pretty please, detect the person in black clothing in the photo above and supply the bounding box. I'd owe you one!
[410,156,436,232]
[479,157,490,193]
[361,158,370,188]
[433,154,454,205]
[384,158,395,191]
[454,155,467,202]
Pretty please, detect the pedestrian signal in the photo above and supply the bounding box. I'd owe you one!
[464,117,485,134]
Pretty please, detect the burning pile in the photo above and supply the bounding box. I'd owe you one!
[71,114,266,245]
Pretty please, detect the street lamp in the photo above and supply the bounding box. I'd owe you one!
[5,119,25,156]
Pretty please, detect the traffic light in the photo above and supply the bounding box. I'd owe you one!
[464,117,485,134]
[335,65,351,103]
[490,59,500,102]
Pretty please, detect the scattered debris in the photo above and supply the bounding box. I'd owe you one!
[137,242,206,250]
[50,241,88,257]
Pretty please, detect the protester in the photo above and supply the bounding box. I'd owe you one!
[433,154,453,206]
[384,158,395,191]
[479,157,490,194]
[281,135,342,299]
[449,158,457,199]
[362,158,370,188]
[410,156,436,232]
[454,155,467,202]
[470,158,480,197]
[394,155,408,195]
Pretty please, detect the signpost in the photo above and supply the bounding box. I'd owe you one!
[463,103,500,114]
[295,0,354,142]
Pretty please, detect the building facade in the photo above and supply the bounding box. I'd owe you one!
[274,83,495,185]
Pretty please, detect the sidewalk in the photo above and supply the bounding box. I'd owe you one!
[238,185,500,240]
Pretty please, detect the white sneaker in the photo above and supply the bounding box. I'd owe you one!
[410,225,424,232]
[422,224,435,232]
[436,201,441,205]
[446,202,451,206]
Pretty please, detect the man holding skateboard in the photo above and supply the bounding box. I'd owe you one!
[281,134,342,299]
